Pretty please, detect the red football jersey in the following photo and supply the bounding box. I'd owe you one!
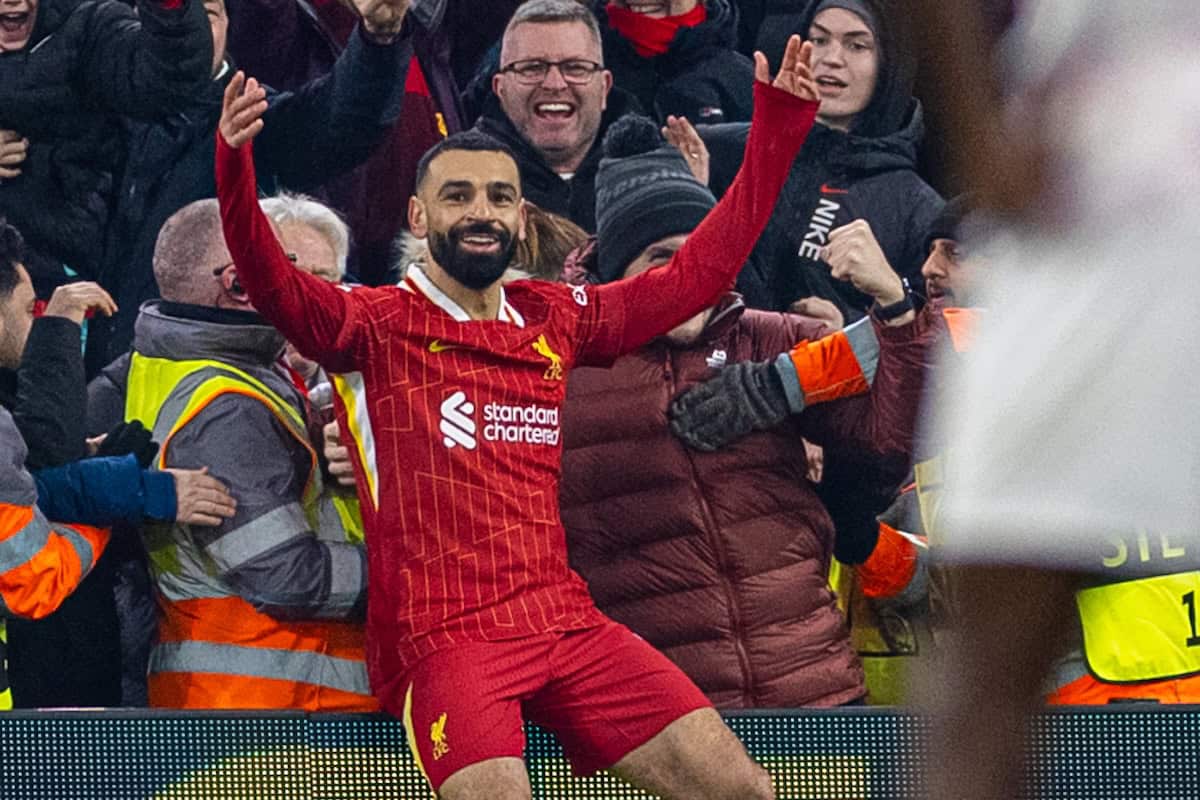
[329,267,619,675]
[216,81,819,684]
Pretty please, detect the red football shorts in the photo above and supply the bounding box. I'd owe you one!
[382,620,711,791]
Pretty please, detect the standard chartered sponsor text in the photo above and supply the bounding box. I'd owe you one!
[482,401,560,446]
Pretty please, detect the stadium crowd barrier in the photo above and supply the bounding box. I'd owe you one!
[0,706,1195,798]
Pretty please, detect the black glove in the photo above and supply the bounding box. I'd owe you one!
[668,361,790,452]
[96,420,160,468]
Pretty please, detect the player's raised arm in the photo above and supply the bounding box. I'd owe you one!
[586,35,821,360]
[214,72,366,373]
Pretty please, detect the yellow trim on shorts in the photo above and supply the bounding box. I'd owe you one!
[403,682,435,795]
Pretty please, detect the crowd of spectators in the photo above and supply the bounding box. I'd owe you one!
[0,0,1191,771]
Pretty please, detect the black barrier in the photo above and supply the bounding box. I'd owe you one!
[0,706,1197,798]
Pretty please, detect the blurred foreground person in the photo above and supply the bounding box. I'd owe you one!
[917,2,1200,798]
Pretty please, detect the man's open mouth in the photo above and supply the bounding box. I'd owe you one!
[534,102,576,121]
[0,12,30,33]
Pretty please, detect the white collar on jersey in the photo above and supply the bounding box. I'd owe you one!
[401,263,526,328]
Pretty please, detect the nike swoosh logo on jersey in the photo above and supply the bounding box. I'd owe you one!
[429,340,464,353]
[820,183,850,195]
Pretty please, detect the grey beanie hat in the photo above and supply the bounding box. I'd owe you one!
[594,115,717,283]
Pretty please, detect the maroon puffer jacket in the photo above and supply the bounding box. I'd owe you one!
[561,296,929,708]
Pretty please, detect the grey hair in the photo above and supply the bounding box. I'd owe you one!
[259,192,350,277]
[152,199,228,305]
[502,0,603,60]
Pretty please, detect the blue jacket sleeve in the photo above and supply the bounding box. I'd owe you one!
[32,455,177,525]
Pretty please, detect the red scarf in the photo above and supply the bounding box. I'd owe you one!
[605,3,707,58]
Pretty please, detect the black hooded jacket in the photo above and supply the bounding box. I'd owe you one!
[593,0,755,124]
[85,27,412,376]
[702,0,942,316]
[473,88,641,233]
[0,0,211,287]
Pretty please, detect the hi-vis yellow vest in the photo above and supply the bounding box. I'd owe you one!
[1076,567,1200,684]
[124,354,362,544]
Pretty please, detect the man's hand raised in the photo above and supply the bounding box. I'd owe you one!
[219,72,268,150]
[337,0,410,44]
[43,282,117,325]
[754,34,819,103]
[823,220,906,305]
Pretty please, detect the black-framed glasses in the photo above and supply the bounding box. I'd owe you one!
[498,59,604,85]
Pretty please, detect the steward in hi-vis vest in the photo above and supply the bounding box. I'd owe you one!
[1046,532,1200,704]
[122,300,373,711]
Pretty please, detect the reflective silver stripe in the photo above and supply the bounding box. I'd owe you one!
[774,352,806,415]
[205,503,311,569]
[315,544,365,619]
[0,512,52,574]
[149,640,371,696]
[53,524,98,576]
[843,316,881,387]
[1046,650,1090,694]
[888,541,930,609]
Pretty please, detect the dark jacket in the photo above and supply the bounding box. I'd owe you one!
[0,0,211,284]
[226,0,462,286]
[0,317,87,469]
[85,26,412,376]
[560,296,928,708]
[593,0,754,124]
[702,0,941,317]
[473,88,641,233]
[2,316,151,709]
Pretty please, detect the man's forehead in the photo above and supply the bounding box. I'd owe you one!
[427,150,521,190]
[502,20,601,63]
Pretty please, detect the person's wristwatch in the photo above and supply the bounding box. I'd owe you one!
[870,278,914,322]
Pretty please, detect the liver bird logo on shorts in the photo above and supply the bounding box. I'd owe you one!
[533,334,564,382]
[431,712,449,760]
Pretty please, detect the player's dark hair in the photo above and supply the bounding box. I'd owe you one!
[414,131,522,193]
[0,216,27,299]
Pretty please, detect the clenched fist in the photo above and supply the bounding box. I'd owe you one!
[338,0,410,43]
[822,220,906,306]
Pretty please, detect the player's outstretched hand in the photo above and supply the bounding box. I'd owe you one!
[219,71,268,149]
[754,35,819,104]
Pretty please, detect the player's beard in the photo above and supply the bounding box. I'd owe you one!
[428,220,517,290]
